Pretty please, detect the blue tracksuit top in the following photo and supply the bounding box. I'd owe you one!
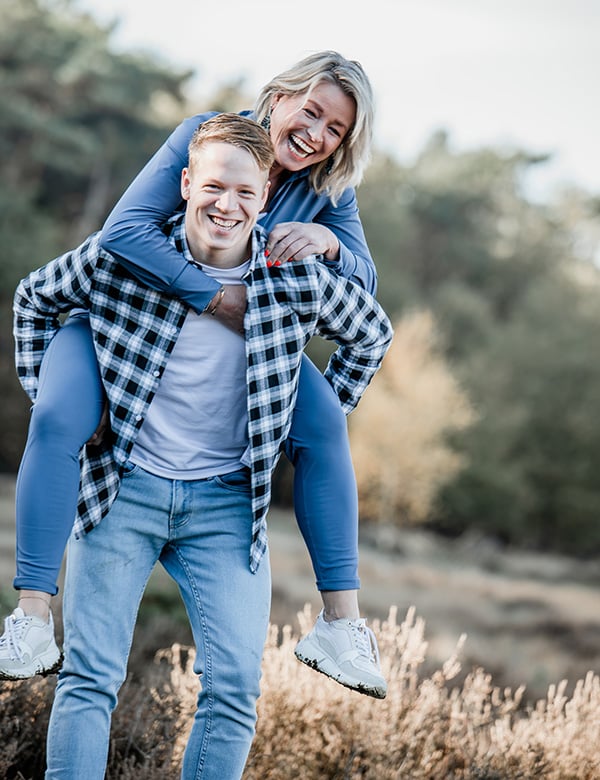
[100,111,377,313]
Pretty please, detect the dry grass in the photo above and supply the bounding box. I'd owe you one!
[247,606,600,779]
[1,605,599,778]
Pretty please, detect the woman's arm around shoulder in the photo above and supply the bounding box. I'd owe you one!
[99,112,223,313]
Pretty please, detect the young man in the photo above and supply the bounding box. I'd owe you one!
[13,114,392,779]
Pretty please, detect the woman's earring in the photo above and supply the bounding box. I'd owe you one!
[325,155,335,175]
[261,111,271,133]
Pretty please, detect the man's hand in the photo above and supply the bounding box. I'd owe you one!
[210,285,247,334]
[86,401,110,446]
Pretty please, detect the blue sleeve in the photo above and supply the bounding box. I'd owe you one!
[317,188,378,296]
[100,112,221,314]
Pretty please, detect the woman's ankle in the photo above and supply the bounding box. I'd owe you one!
[17,590,51,622]
[321,590,360,622]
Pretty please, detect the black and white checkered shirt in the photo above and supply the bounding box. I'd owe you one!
[14,215,393,572]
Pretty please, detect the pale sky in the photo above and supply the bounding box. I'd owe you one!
[76,0,600,199]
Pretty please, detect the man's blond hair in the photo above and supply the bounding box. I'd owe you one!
[189,113,274,174]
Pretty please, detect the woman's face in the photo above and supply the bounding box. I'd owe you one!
[269,80,356,172]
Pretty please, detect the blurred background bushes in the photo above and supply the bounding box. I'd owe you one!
[1,0,600,557]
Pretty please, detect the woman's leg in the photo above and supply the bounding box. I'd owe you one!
[285,354,387,699]
[1,314,105,680]
[14,313,105,600]
[284,354,360,605]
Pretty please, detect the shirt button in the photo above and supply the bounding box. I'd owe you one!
[135,414,143,422]
[153,370,160,377]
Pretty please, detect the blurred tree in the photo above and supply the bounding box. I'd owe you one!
[0,0,192,470]
[360,131,567,330]
[357,134,600,555]
[436,271,600,555]
[202,77,253,114]
[0,0,192,267]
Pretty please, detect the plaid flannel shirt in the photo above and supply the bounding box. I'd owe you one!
[14,215,393,572]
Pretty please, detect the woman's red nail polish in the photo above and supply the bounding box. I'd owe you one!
[275,260,281,267]
[264,250,270,257]
[267,260,273,267]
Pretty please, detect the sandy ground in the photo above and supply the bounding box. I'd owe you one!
[1,474,599,702]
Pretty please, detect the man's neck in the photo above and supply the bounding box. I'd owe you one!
[188,237,253,270]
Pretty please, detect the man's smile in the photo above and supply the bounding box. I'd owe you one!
[209,215,240,230]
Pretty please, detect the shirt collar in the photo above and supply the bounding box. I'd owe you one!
[166,212,268,273]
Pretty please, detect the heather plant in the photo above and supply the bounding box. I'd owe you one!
[1,605,600,778]
[0,674,54,779]
[131,605,600,779]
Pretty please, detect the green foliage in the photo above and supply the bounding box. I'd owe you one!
[0,0,194,469]
[360,132,567,326]
[358,132,600,556]
[0,0,192,281]
[437,273,600,554]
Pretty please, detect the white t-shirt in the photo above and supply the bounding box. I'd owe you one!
[129,260,250,479]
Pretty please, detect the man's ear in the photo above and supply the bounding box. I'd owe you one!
[181,168,191,201]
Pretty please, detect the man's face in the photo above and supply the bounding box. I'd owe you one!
[181,142,269,267]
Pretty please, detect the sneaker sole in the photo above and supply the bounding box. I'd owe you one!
[0,649,63,681]
[295,639,387,699]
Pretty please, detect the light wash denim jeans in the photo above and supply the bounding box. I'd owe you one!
[45,463,271,780]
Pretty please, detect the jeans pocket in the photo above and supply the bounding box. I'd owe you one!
[120,460,141,479]
[214,467,252,493]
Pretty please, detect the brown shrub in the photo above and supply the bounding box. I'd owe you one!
[350,310,474,526]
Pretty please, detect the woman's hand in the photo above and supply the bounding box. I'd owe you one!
[265,222,340,266]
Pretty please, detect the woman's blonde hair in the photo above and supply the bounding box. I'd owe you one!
[254,51,374,205]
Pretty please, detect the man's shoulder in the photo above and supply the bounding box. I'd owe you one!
[69,231,118,266]
[72,230,102,257]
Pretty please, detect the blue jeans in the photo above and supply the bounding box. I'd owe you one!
[45,464,271,780]
[15,314,359,595]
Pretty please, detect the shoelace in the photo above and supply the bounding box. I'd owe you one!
[348,620,381,667]
[0,613,29,662]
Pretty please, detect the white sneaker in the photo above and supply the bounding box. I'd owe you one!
[295,610,387,699]
[0,607,62,680]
